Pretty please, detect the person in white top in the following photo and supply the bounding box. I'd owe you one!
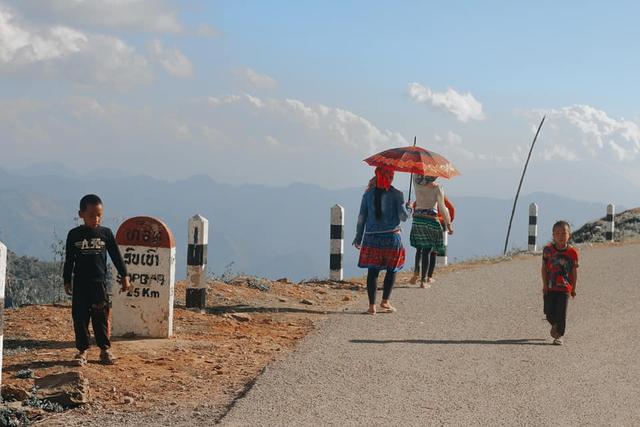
[408,175,453,288]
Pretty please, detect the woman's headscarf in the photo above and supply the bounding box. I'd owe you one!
[366,167,395,220]
[367,166,395,191]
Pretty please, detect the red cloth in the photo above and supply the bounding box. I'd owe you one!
[437,197,455,223]
[375,167,394,190]
[542,243,579,293]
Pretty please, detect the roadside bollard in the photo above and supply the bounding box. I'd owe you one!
[437,231,448,266]
[0,241,6,389]
[606,204,615,242]
[187,214,209,310]
[330,205,344,281]
[528,203,538,252]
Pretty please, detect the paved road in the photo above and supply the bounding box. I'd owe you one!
[220,244,640,426]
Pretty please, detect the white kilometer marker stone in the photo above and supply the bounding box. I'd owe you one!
[111,217,176,338]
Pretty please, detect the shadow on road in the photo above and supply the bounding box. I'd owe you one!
[203,304,347,316]
[350,338,549,346]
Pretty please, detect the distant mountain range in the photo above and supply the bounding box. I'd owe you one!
[0,167,626,281]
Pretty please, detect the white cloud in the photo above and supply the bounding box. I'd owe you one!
[528,105,640,162]
[6,0,182,33]
[0,8,86,65]
[0,6,152,87]
[207,93,407,153]
[408,82,485,122]
[542,144,578,161]
[435,130,508,163]
[235,67,277,89]
[148,39,193,78]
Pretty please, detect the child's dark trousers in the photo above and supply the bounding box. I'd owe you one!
[72,294,111,351]
[543,292,569,337]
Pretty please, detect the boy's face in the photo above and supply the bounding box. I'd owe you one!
[79,203,104,229]
[552,225,570,247]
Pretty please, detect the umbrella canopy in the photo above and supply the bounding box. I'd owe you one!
[364,146,460,179]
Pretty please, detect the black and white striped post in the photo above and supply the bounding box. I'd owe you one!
[437,232,448,266]
[186,214,208,310]
[606,204,615,242]
[528,202,538,252]
[330,204,344,281]
[0,241,6,388]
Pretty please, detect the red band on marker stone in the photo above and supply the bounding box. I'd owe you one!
[116,216,176,248]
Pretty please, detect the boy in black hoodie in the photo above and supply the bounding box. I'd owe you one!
[63,194,130,365]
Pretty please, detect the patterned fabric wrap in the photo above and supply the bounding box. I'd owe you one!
[410,216,445,255]
[358,232,405,271]
[413,208,437,218]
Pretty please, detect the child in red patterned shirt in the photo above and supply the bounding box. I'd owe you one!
[541,221,579,345]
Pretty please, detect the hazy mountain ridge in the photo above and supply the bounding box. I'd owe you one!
[0,168,623,281]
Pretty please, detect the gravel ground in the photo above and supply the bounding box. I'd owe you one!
[219,243,640,426]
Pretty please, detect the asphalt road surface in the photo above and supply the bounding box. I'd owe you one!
[220,243,640,426]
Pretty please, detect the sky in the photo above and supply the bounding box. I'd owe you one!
[2,1,640,205]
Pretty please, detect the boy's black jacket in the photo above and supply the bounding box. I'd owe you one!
[63,225,127,303]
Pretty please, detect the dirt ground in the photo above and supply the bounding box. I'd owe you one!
[1,277,364,425]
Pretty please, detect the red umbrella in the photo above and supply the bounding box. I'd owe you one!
[364,145,460,179]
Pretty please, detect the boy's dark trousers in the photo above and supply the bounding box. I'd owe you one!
[72,293,111,351]
[543,292,569,337]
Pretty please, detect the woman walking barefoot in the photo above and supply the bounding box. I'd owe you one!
[408,175,453,288]
[353,167,409,315]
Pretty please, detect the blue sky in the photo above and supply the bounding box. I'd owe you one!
[1,1,640,204]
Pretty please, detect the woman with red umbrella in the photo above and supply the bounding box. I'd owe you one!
[409,175,454,288]
[352,166,409,315]
[363,142,459,289]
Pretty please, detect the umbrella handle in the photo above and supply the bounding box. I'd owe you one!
[406,136,417,204]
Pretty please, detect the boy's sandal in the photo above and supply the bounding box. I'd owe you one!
[100,350,116,365]
[73,352,87,367]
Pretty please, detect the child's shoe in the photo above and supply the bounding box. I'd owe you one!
[100,349,116,365]
[73,350,87,366]
[552,337,563,345]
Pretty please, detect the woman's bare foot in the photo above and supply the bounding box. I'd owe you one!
[419,279,430,289]
[379,300,396,312]
[409,273,419,284]
[427,277,435,283]
[366,305,376,315]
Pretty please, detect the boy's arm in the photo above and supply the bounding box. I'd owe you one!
[106,230,130,291]
[540,263,548,294]
[541,251,549,294]
[62,232,75,295]
[570,266,578,296]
